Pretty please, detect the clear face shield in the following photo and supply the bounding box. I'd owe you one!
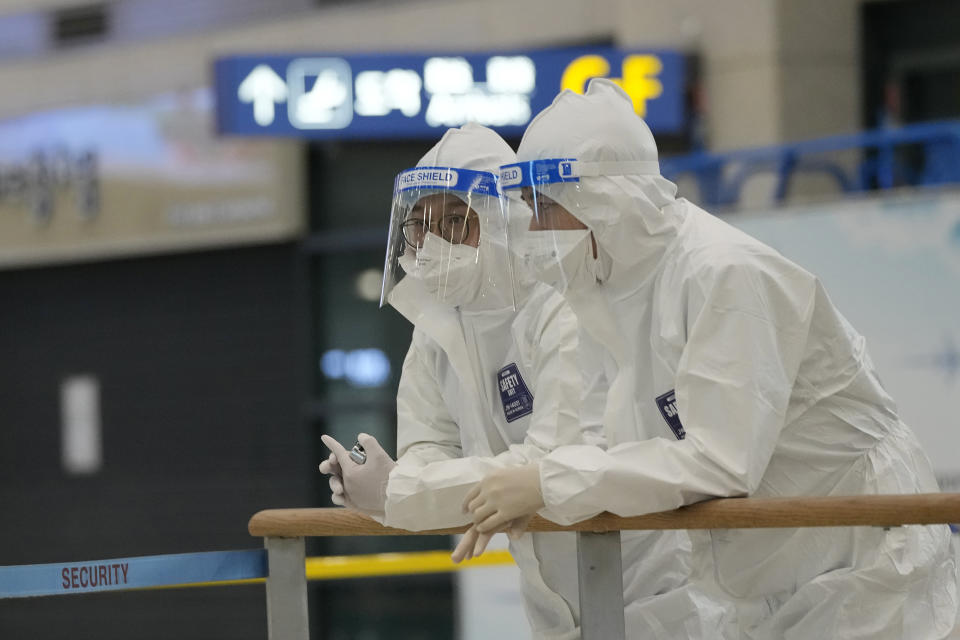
[381,166,515,310]
[498,159,599,293]
[499,158,659,293]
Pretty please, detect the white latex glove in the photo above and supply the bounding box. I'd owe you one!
[320,433,397,518]
[451,525,495,564]
[463,463,545,533]
[318,452,346,506]
[450,515,533,564]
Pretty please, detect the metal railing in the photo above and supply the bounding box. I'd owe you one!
[661,120,960,207]
[300,121,960,255]
[249,493,960,640]
[2,493,957,638]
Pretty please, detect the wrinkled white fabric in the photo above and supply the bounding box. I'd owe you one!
[384,124,711,639]
[389,278,724,639]
[519,78,959,639]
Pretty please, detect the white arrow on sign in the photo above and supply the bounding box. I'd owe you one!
[238,64,288,126]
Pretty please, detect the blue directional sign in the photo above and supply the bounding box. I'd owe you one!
[214,46,687,140]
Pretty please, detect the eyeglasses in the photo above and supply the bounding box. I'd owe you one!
[520,187,560,211]
[401,212,473,249]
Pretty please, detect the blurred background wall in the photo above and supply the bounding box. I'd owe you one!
[0,0,957,638]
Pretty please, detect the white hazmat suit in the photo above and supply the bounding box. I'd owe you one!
[381,124,730,639]
[492,79,959,639]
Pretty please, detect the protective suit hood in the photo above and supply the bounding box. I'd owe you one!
[418,121,516,177]
[388,123,523,314]
[516,79,685,295]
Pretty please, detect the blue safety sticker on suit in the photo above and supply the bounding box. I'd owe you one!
[498,363,534,423]
[655,389,686,440]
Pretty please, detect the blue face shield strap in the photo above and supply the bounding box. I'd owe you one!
[498,159,580,189]
[394,166,500,197]
[498,158,661,189]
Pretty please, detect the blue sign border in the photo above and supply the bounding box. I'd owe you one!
[215,46,687,140]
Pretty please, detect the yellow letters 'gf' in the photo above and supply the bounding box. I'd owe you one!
[560,54,663,117]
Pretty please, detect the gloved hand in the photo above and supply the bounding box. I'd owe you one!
[318,451,346,507]
[320,433,397,519]
[450,515,533,564]
[463,463,544,533]
[451,525,494,564]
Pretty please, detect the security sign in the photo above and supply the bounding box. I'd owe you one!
[215,46,687,140]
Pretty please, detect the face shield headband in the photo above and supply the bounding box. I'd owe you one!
[395,165,500,197]
[499,158,661,190]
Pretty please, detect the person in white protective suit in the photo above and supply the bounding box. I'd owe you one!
[318,123,736,639]
[463,79,960,639]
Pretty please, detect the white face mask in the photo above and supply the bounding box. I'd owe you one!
[512,229,608,292]
[398,236,484,307]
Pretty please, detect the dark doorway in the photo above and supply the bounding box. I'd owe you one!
[863,0,960,127]
[0,243,310,640]
[304,139,461,639]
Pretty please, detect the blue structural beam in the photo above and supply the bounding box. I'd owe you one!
[0,549,267,599]
[662,120,960,207]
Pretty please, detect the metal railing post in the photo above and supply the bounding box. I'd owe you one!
[577,531,626,640]
[265,536,309,640]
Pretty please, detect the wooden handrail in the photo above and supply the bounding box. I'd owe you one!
[248,493,960,537]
